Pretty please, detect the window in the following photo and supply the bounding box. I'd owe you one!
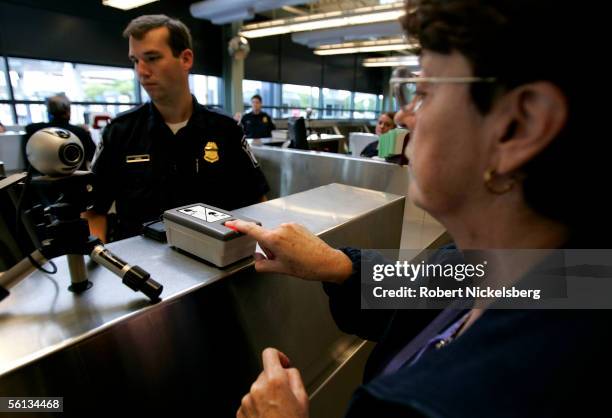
[243,79,263,105]
[190,74,222,106]
[353,92,378,119]
[189,74,208,104]
[0,64,9,100]
[240,81,381,120]
[0,104,14,125]
[9,58,76,101]
[1,56,227,131]
[2,57,384,127]
[15,103,46,125]
[140,85,150,102]
[206,76,222,105]
[281,84,319,118]
[243,79,281,118]
[7,57,141,125]
[9,58,137,103]
[143,75,222,106]
[322,88,351,119]
[75,64,135,103]
[310,87,320,119]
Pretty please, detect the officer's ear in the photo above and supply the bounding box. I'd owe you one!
[179,49,194,72]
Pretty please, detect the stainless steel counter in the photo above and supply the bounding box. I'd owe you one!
[251,145,446,250]
[0,183,425,416]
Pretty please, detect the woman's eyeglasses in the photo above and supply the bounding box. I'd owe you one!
[390,66,496,112]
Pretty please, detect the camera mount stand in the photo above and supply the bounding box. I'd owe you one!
[0,172,162,302]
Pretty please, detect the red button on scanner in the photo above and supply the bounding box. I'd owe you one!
[224,221,239,232]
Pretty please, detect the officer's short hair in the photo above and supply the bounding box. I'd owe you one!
[123,14,193,57]
[251,94,262,102]
[46,94,71,119]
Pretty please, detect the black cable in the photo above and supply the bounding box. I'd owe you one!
[15,168,58,275]
[28,253,57,275]
[14,167,33,246]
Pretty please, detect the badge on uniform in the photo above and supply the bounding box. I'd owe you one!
[204,141,219,163]
[263,116,268,123]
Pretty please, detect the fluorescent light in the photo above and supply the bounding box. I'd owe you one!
[102,0,159,10]
[240,2,405,38]
[314,37,417,55]
[363,56,419,67]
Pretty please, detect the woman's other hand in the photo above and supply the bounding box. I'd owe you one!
[237,348,309,418]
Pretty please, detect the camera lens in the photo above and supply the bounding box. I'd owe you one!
[60,143,83,166]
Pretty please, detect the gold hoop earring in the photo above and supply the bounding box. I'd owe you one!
[483,168,515,195]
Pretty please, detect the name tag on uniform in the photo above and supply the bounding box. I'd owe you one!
[126,154,151,163]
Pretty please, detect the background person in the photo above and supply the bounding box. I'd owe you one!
[360,112,396,158]
[23,94,96,172]
[240,94,276,139]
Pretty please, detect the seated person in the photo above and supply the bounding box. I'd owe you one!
[362,111,410,165]
[361,112,396,158]
[23,94,96,172]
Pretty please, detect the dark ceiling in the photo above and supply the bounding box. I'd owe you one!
[0,0,224,75]
[0,0,385,93]
[0,0,200,23]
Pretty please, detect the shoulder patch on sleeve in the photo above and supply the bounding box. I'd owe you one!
[241,136,259,168]
[91,138,105,168]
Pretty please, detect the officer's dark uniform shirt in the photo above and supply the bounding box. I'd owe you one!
[92,96,269,240]
[241,111,275,138]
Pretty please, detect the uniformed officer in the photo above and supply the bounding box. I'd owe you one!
[240,94,276,139]
[85,15,269,242]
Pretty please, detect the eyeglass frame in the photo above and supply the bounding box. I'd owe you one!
[390,74,497,113]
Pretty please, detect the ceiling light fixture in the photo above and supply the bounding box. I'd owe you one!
[102,0,159,11]
[240,2,405,38]
[362,56,419,67]
[314,37,417,55]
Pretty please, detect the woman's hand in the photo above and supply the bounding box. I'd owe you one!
[225,220,353,284]
[237,348,309,418]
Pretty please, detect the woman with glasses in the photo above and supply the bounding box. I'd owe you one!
[229,0,610,417]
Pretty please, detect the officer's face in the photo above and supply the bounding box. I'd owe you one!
[251,98,262,113]
[128,27,193,104]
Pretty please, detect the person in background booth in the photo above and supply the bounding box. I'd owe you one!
[240,94,276,139]
[23,94,96,172]
[228,0,612,416]
[360,112,396,158]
